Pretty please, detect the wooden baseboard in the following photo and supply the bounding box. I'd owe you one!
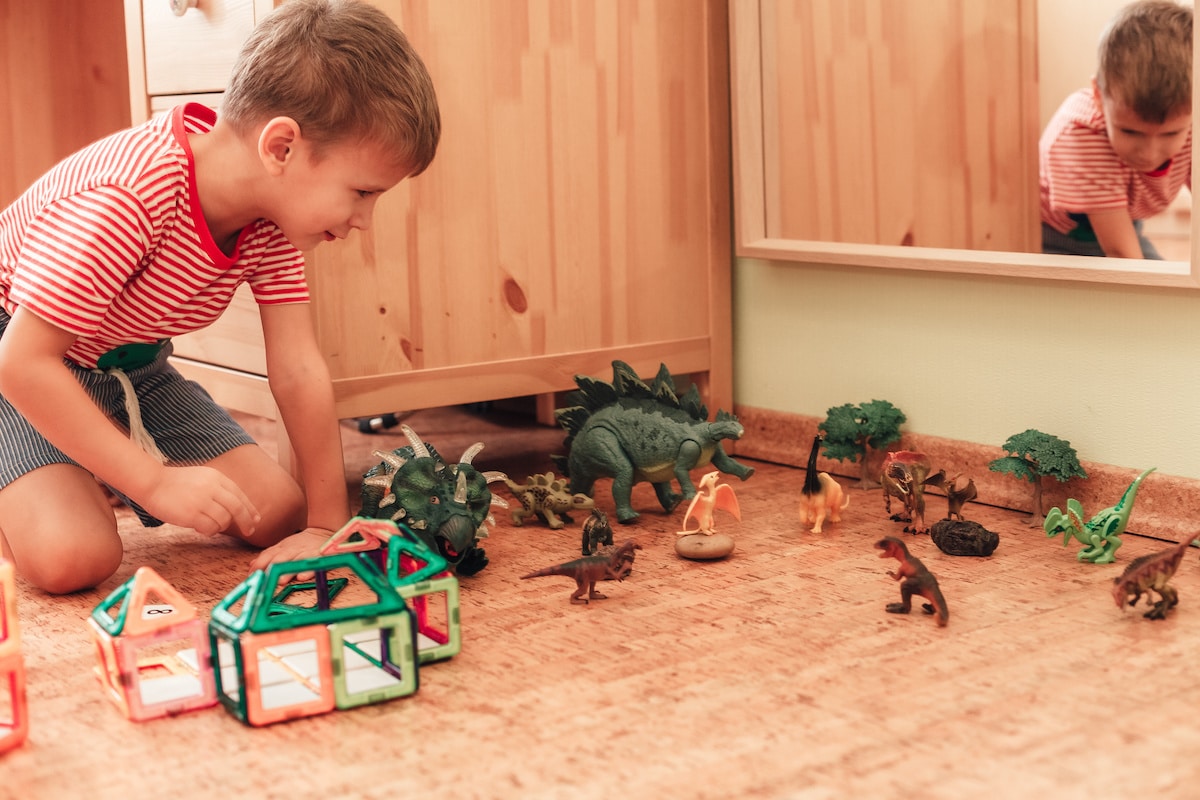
[732,404,1200,543]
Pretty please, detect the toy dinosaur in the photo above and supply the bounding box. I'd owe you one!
[1044,467,1155,564]
[881,451,945,535]
[360,425,508,576]
[553,361,755,523]
[797,435,849,533]
[875,536,949,627]
[521,540,642,604]
[581,509,614,555]
[943,475,978,521]
[1111,536,1197,620]
[677,471,740,536]
[502,472,595,529]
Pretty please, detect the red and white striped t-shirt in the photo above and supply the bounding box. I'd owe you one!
[1040,88,1192,235]
[0,103,309,368]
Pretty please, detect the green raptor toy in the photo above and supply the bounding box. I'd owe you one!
[1043,467,1155,564]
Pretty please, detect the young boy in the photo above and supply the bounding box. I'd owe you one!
[0,0,439,594]
[1040,0,1192,259]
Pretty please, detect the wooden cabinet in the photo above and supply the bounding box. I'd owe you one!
[122,0,733,438]
[1,2,131,208]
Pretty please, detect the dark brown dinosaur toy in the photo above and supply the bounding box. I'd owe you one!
[875,536,949,627]
[1112,537,1197,620]
[521,540,641,605]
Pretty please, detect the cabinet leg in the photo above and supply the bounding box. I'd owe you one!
[535,393,560,427]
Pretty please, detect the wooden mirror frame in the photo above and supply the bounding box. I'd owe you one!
[729,0,1200,288]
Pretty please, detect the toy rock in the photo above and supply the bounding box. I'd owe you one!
[930,519,999,557]
[553,361,754,523]
[503,472,594,529]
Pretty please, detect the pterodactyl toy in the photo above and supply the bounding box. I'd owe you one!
[676,471,741,536]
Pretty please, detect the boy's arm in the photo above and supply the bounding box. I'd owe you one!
[0,306,259,534]
[249,302,351,569]
[1087,208,1147,259]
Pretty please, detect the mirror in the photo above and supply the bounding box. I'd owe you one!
[730,0,1200,287]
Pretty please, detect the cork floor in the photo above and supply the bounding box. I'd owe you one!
[3,403,1200,799]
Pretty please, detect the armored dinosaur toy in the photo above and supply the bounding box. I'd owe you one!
[875,536,949,627]
[360,424,508,576]
[1112,537,1197,620]
[553,361,755,523]
[502,472,595,529]
[521,539,641,605]
[1044,467,1155,564]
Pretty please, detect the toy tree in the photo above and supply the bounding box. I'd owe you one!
[818,400,906,489]
[988,429,1087,526]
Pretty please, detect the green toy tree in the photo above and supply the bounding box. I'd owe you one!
[818,400,906,489]
[988,429,1088,526]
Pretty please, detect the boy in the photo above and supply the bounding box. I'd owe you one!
[1040,0,1192,259]
[0,0,439,594]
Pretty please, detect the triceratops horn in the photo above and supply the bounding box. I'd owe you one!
[399,424,431,460]
[459,441,485,465]
[454,470,468,504]
[372,449,407,473]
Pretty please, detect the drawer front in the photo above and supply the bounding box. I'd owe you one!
[171,284,266,375]
[150,93,221,116]
[142,0,255,95]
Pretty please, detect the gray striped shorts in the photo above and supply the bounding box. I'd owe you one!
[0,308,255,527]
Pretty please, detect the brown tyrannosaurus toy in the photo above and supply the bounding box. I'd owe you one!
[1112,537,1197,620]
[521,539,641,604]
[875,536,949,627]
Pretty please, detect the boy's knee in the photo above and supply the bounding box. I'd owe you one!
[22,540,123,595]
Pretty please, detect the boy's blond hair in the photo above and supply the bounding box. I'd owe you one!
[222,0,440,175]
[1097,0,1193,124]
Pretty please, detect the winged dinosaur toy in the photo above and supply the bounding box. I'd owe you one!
[677,471,741,536]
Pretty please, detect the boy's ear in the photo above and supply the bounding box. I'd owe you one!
[258,117,301,176]
[1090,76,1104,108]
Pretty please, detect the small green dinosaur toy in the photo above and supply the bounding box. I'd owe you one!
[1043,467,1155,564]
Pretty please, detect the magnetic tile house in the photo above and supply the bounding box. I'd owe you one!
[208,517,459,727]
[0,559,27,753]
[89,566,217,721]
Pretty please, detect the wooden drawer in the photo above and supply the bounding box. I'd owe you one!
[150,93,221,115]
[171,284,266,375]
[142,0,255,95]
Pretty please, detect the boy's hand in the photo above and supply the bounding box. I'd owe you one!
[140,465,260,537]
[248,528,333,574]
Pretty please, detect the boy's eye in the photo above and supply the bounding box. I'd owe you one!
[357,190,375,198]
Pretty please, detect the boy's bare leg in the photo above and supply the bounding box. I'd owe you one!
[205,444,308,548]
[0,464,122,594]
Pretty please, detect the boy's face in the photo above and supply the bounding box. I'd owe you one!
[1093,82,1192,174]
[268,136,412,251]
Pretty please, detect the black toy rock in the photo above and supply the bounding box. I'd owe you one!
[929,519,999,557]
